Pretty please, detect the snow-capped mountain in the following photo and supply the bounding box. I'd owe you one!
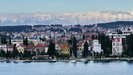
[0,11,133,25]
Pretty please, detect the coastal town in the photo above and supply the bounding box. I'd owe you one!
[0,24,133,62]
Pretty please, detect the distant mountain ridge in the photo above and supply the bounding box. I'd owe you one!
[0,21,133,32]
[1,11,133,25]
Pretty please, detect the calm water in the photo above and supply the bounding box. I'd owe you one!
[0,61,133,75]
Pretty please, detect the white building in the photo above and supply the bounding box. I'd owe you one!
[11,38,23,46]
[92,40,102,53]
[0,44,8,52]
[112,37,123,56]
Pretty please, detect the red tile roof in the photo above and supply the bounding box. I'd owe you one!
[26,45,34,49]
[19,44,26,47]
[35,43,48,47]
[78,42,83,47]
[8,44,14,48]
[84,37,92,40]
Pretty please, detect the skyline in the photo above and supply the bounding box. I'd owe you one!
[0,0,133,13]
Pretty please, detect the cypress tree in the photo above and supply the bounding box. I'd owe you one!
[12,44,19,58]
[72,36,77,58]
[83,41,89,58]
[47,40,56,58]
[23,37,28,46]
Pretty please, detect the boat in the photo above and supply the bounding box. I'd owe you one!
[127,58,131,61]
[79,58,86,62]
[84,60,89,64]
[51,59,57,62]
[70,60,77,63]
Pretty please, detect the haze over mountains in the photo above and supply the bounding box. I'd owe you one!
[0,11,133,25]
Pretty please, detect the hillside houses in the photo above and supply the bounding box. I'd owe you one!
[1,25,133,58]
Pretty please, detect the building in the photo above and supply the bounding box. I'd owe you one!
[11,38,23,46]
[112,37,123,56]
[0,44,8,52]
[77,42,84,57]
[92,40,102,53]
[60,43,70,56]
[34,43,48,54]
[17,44,26,53]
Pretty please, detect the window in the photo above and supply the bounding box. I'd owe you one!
[117,43,119,46]
[117,48,119,51]
[113,43,115,46]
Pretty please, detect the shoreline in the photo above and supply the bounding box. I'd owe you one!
[0,58,133,63]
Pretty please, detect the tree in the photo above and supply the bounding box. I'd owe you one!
[23,50,31,58]
[68,39,72,56]
[83,41,89,58]
[1,37,7,44]
[8,36,11,45]
[47,40,56,58]
[72,36,77,58]
[83,34,86,40]
[29,41,34,46]
[6,50,11,58]
[125,34,133,57]
[98,34,112,56]
[0,50,6,57]
[23,37,28,46]
[12,44,19,58]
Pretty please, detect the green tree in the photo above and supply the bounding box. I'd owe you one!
[83,34,86,40]
[83,41,89,58]
[23,37,28,46]
[126,34,133,57]
[1,37,7,44]
[0,50,6,57]
[12,44,19,58]
[23,50,31,58]
[98,34,112,56]
[72,36,77,58]
[47,40,56,58]
[8,36,12,45]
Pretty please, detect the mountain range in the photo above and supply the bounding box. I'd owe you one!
[0,11,133,25]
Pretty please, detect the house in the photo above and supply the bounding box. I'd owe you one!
[11,38,23,46]
[60,42,70,56]
[8,44,14,52]
[0,44,8,52]
[17,44,26,53]
[112,37,123,56]
[25,45,34,52]
[92,40,103,53]
[77,41,84,57]
[29,38,39,45]
[34,43,49,55]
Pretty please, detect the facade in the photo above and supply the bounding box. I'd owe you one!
[60,44,70,56]
[0,44,8,52]
[11,38,23,46]
[34,43,48,54]
[112,37,123,56]
[17,44,26,53]
[8,44,14,52]
[92,40,102,53]
[77,42,84,57]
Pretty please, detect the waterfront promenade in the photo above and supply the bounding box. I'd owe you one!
[0,58,133,63]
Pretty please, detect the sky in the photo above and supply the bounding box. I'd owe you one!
[0,0,133,13]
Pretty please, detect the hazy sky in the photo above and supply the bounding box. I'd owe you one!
[0,0,133,13]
